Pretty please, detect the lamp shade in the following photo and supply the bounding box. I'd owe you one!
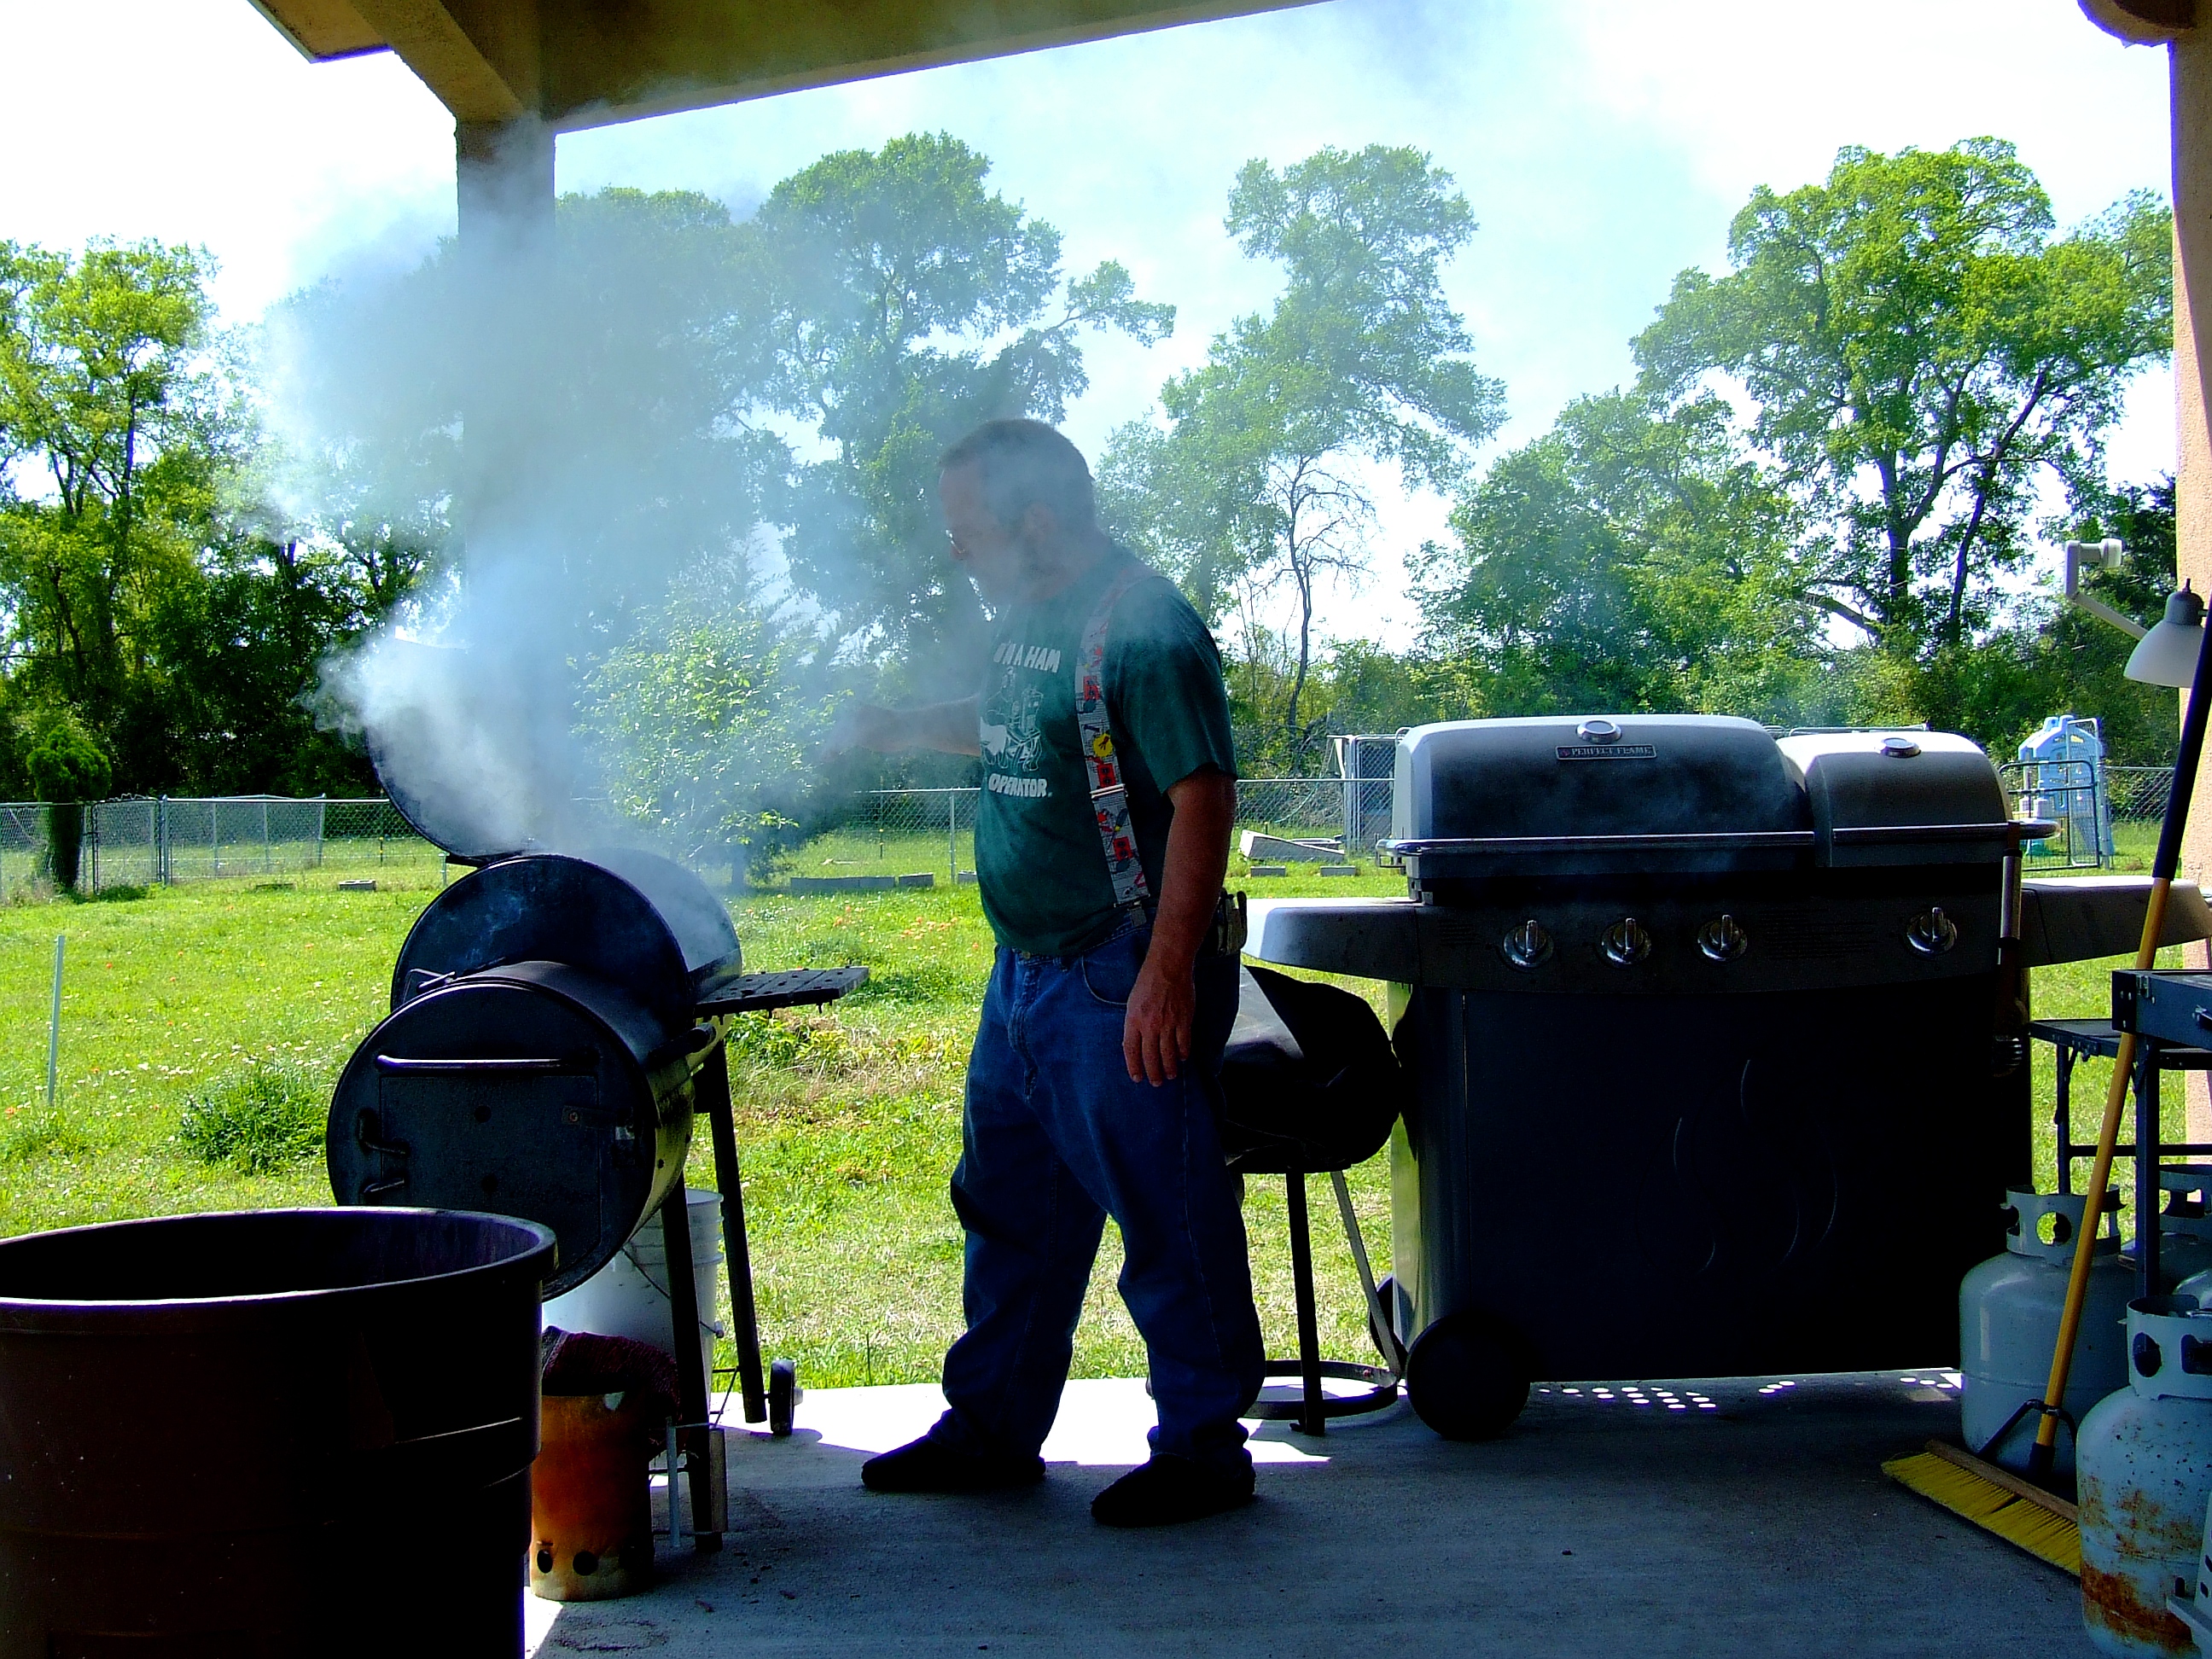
[2126,586,2208,689]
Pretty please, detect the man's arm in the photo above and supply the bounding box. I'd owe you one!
[823,697,981,757]
[1123,765,1235,1087]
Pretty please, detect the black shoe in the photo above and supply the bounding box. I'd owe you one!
[1090,1456,1254,1527]
[860,1435,1044,1493]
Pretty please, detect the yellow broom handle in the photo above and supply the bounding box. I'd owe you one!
[2033,876,2172,1456]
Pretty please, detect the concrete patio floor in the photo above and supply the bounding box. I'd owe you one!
[521,1368,2085,1657]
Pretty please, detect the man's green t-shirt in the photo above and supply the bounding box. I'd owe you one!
[975,550,1237,958]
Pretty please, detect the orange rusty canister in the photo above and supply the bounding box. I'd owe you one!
[531,1392,655,1601]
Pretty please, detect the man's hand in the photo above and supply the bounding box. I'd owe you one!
[822,703,895,757]
[1124,946,1198,1086]
[1121,768,1236,1086]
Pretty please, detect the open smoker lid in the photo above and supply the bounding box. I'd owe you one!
[355,637,587,864]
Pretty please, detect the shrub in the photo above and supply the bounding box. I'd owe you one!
[22,708,112,803]
[178,1063,326,1173]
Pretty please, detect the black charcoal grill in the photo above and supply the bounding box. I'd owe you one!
[329,769,863,1546]
[1249,714,2053,1439]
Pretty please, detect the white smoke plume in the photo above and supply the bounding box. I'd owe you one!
[265,177,783,862]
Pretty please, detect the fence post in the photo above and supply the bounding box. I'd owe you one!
[158,797,169,886]
[948,789,957,883]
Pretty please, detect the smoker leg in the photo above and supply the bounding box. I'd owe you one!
[2137,1043,2163,1297]
[659,1179,721,1553]
[1285,1173,1326,1437]
[701,1047,769,1425]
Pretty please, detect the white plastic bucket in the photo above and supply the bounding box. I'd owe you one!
[543,1190,725,1385]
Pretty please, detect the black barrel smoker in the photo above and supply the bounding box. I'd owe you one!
[329,765,862,1547]
[1249,715,2052,1439]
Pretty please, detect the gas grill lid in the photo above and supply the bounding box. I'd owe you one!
[1390,715,1808,876]
[1777,731,2011,866]
[1388,715,2017,879]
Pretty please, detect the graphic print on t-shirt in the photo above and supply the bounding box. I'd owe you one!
[981,661,1049,792]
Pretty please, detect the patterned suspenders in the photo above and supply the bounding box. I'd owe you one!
[1076,565,1155,912]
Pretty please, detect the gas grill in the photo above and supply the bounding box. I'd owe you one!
[1244,714,2209,1440]
[329,775,864,1547]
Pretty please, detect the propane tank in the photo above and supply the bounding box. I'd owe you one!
[2079,1297,2212,1656]
[2162,1481,2212,1650]
[2140,1168,2212,1293]
[1960,1188,2132,1477]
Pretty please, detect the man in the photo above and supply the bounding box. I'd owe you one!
[824,418,1265,1527]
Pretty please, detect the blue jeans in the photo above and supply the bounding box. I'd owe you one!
[928,919,1263,1474]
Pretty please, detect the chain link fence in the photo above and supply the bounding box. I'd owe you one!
[0,797,435,897]
[1997,762,2170,870]
[7,758,2168,899]
[805,775,1403,882]
[2107,766,2174,820]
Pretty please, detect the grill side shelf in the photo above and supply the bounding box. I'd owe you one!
[694,965,870,1016]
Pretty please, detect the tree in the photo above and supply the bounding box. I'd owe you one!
[152,531,399,794]
[581,554,849,877]
[269,187,775,661]
[748,133,1172,683]
[1896,477,2180,765]
[1413,391,1821,721]
[1106,144,1504,754]
[0,238,235,780]
[1633,139,2171,683]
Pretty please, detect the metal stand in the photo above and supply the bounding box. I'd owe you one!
[2034,1016,2212,1296]
[657,1178,721,1553]
[1249,1170,1399,1435]
[697,1047,770,1424]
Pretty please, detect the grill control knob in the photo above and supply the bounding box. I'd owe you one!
[1906,906,1959,956]
[1500,918,1553,970]
[1600,917,1653,967]
[1697,914,1749,963]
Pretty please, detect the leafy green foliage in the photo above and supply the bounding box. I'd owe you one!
[1106,145,1503,756]
[582,559,851,880]
[750,133,1173,687]
[177,1061,325,1173]
[1414,392,1825,722]
[21,707,111,802]
[0,239,236,784]
[1633,138,2171,674]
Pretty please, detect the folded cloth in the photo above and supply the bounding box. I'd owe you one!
[539,1326,684,1429]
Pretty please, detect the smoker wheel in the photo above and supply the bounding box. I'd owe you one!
[1405,1310,1533,1441]
[769,1358,798,1437]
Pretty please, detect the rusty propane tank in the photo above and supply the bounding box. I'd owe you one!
[2079,1296,2212,1656]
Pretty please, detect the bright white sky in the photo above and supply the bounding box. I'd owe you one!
[0,0,2181,649]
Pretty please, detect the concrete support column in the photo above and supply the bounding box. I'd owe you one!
[457,115,554,251]
[2173,32,2212,1138]
[450,116,555,551]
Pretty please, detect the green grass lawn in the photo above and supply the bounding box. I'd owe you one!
[0,843,2185,1393]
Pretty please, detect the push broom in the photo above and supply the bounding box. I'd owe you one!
[1886,583,2212,1574]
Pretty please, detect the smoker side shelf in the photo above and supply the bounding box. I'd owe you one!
[694,965,870,1015]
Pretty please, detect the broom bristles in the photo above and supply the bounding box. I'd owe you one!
[1883,1447,2081,1575]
